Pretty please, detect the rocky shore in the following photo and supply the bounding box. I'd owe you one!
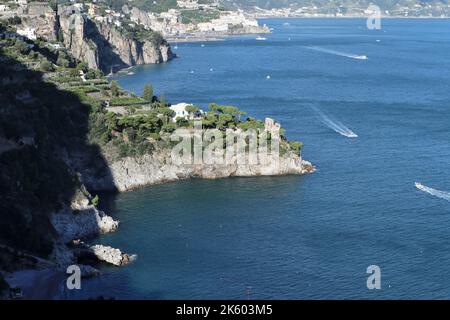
[51,206,119,244]
[48,190,135,268]
[82,146,315,192]
[90,245,137,267]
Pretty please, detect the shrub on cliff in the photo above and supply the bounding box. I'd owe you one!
[40,60,54,72]
[111,80,119,97]
[13,39,30,55]
[91,195,99,206]
[288,141,304,155]
[142,84,154,102]
[109,97,146,106]
[7,16,21,25]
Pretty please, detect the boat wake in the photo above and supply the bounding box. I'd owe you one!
[415,182,450,201]
[309,105,358,138]
[306,46,368,60]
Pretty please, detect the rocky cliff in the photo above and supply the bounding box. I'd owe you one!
[58,8,174,72]
[18,3,59,41]
[80,146,315,192]
[18,3,174,73]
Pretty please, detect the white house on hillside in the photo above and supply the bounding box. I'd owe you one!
[170,103,203,122]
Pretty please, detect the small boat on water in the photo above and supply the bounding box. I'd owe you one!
[256,36,267,41]
[354,55,368,60]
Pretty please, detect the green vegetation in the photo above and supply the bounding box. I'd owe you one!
[185,105,200,114]
[68,85,100,94]
[109,96,147,106]
[142,84,154,102]
[180,9,220,24]
[119,23,164,46]
[288,141,303,154]
[91,195,99,206]
[0,2,310,275]
[110,80,119,97]
[105,0,179,13]
[39,60,54,72]
[8,15,21,25]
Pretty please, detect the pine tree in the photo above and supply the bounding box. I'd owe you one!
[111,80,119,97]
[142,84,153,102]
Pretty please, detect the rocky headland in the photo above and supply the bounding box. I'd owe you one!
[82,143,314,192]
[0,7,313,298]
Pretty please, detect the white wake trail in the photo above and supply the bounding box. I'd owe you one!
[415,182,450,201]
[309,105,358,138]
[306,46,368,60]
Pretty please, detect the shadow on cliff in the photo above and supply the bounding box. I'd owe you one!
[84,19,128,73]
[0,50,117,260]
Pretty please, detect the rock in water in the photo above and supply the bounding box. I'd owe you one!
[90,245,137,266]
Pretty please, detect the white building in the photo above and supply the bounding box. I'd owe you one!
[169,103,203,122]
[197,22,228,32]
[15,0,27,6]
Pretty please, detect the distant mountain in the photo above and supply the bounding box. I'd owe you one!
[84,0,450,16]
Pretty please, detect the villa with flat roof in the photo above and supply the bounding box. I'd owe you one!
[170,103,203,122]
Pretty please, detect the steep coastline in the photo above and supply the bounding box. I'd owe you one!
[83,147,314,192]
[128,6,270,43]
[15,2,175,73]
[0,15,313,299]
[58,9,175,73]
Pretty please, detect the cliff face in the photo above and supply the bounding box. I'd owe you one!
[80,147,315,192]
[57,9,174,72]
[18,4,174,73]
[20,3,59,41]
[0,50,120,274]
[93,21,173,68]
[58,13,99,70]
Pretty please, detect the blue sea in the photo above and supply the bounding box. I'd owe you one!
[71,19,450,299]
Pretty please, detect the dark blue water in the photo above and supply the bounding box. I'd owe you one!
[73,19,450,299]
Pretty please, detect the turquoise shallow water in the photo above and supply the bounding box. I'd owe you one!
[71,18,450,299]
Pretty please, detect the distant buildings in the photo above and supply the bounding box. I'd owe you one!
[177,0,199,10]
[197,12,259,33]
[170,103,203,122]
[14,0,27,6]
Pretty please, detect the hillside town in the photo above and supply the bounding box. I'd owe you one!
[0,0,269,42]
[123,0,270,40]
[1,0,450,45]
[247,1,450,18]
